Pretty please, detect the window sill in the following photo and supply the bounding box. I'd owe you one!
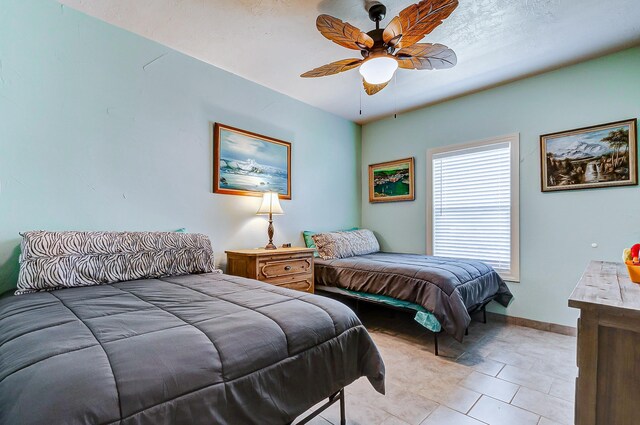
[498,273,520,283]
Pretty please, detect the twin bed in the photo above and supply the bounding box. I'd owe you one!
[0,228,512,424]
[308,230,513,355]
[314,252,513,354]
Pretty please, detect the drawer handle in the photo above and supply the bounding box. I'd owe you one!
[284,266,292,271]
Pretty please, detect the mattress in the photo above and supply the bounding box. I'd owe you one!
[314,252,513,341]
[0,273,385,425]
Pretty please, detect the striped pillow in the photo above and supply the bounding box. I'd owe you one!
[16,231,219,295]
[312,229,380,260]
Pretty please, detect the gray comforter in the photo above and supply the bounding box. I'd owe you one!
[315,253,513,341]
[0,273,385,425]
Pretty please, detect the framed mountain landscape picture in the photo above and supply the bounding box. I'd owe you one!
[213,123,291,199]
[369,157,415,203]
[540,119,637,192]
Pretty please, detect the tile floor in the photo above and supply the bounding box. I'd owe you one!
[300,305,576,425]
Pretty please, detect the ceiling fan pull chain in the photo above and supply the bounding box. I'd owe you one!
[359,81,363,116]
[394,72,398,119]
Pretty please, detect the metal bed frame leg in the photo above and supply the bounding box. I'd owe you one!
[339,389,346,425]
[433,303,487,356]
[291,389,345,425]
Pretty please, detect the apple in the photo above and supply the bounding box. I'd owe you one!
[632,244,640,264]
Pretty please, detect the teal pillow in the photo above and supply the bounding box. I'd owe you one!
[303,227,359,257]
[302,230,317,250]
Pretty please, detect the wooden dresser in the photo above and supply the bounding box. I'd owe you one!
[225,247,315,293]
[569,261,640,425]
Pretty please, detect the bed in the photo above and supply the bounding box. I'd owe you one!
[313,251,513,352]
[0,231,385,425]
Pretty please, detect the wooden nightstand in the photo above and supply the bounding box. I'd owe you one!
[225,247,315,293]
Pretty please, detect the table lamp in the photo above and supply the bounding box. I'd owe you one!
[256,191,284,250]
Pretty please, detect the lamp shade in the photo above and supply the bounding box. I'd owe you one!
[256,192,284,215]
[359,56,398,85]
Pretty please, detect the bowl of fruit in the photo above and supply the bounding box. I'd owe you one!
[623,244,640,284]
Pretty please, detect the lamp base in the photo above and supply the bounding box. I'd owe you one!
[264,216,277,250]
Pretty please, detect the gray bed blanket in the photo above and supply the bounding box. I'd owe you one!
[315,253,513,341]
[0,273,385,425]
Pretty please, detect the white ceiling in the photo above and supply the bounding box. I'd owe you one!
[59,0,640,124]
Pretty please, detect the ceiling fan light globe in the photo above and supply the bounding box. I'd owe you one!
[359,56,398,85]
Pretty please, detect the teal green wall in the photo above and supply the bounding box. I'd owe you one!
[362,47,640,327]
[0,0,361,294]
[2,2,638,328]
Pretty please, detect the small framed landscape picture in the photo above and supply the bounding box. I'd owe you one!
[369,157,415,203]
[540,119,637,192]
[213,123,291,199]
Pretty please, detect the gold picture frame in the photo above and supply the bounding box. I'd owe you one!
[369,157,415,203]
[540,119,637,192]
[213,123,292,199]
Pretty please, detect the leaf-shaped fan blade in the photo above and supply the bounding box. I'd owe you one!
[383,0,458,49]
[396,43,457,70]
[316,14,375,50]
[383,17,403,47]
[363,80,389,96]
[301,58,363,78]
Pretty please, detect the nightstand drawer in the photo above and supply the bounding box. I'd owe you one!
[264,275,314,293]
[259,257,312,279]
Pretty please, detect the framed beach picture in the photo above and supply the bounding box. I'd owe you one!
[540,119,637,192]
[213,123,291,199]
[369,157,415,203]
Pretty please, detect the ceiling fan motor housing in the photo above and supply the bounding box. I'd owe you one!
[362,28,394,58]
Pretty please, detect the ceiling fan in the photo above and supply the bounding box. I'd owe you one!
[301,0,459,96]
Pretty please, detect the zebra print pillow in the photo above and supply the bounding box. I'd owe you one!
[16,231,219,295]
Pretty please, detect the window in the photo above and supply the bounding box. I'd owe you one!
[427,134,519,281]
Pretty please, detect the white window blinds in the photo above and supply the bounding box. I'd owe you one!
[428,135,519,281]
